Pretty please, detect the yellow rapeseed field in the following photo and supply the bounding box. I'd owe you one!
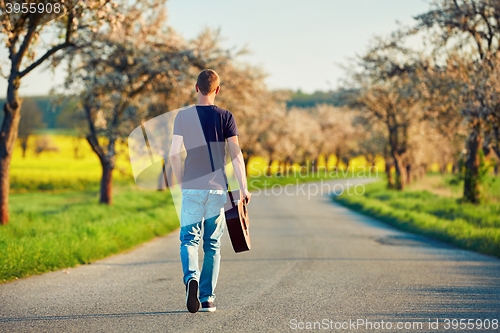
[11,134,384,192]
[11,135,133,191]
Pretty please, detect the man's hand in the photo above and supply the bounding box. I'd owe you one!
[242,188,252,204]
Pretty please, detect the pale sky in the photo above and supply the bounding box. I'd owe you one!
[0,0,431,97]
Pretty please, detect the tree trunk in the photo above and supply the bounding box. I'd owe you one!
[100,160,113,204]
[385,159,395,189]
[492,125,500,160]
[243,153,252,176]
[406,164,412,185]
[0,95,22,225]
[73,138,81,159]
[366,154,376,168]
[420,164,427,179]
[157,159,171,191]
[244,158,250,175]
[311,157,319,173]
[266,158,273,176]
[414,165,421,180]
[86,129,116,205]
[0,153,13,225]
[276,161,286,176]
[439,164,446,174]
[20,136,28,158]
[285,157,293,177]
[342,157,350,172]
[463,126,482,204]
[393,154,406,191]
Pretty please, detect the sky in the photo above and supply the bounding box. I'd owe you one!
[0,0,431,97]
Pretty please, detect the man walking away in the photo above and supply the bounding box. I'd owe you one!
[170,69,251,313]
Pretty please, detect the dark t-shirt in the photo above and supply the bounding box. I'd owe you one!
[173,105,238,190]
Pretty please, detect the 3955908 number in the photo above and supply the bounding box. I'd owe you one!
[443,318,499,330]
[3,1,63,15]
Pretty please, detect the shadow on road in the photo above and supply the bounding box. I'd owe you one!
[0,310,188,324]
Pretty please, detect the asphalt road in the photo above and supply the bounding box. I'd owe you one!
[1,178,499,332]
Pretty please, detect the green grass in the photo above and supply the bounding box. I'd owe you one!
[247,166,379,191]
[334,177,500,258]
[0,185,178,282]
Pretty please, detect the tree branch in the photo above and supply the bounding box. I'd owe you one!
[478,11,494,52]
[12,21,37,71]
[19,41,75,78]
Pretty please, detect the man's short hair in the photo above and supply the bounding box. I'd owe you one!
[197,69,220,95]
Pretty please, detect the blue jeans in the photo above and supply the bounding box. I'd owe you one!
[179,189,226,303]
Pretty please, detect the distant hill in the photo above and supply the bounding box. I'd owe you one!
[286,89,355,108]
[0,96,66,129]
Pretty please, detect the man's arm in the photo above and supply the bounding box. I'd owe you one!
[227,136,251,203]
[169,134,184,188]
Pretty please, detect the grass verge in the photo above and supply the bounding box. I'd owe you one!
[0,185,178,283]
[247,166,378,191]
[333,180,500,258]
